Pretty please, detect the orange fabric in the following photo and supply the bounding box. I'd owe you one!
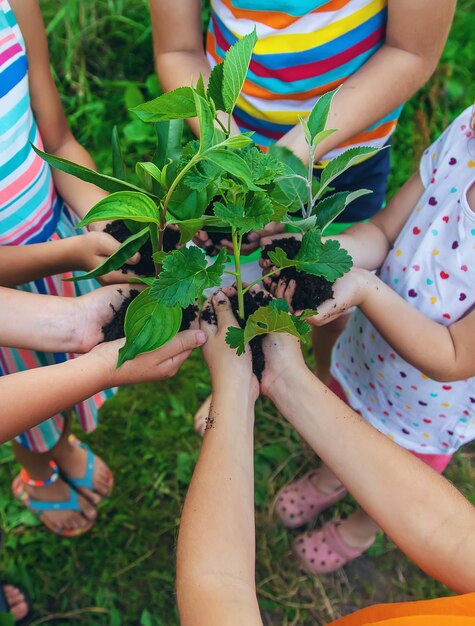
[329,593,475,626]
[218,0,353,29]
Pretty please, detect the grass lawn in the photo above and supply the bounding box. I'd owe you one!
[1,1,474,624]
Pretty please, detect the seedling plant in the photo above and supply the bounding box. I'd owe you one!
[35,30,379,372]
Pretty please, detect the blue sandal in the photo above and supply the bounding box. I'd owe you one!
[62,435,113,498]
[12,466,94,538]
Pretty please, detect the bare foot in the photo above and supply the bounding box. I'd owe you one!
[194,395,212,437]
[54,436,113,505]
[336,508,379,550]
[3,585,29,622]
[310,466,344,495]
[12,474,96,535]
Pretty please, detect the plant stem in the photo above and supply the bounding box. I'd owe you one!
[305,145,316,219]
[156,153,201,266]
[242,268,284,295]
[216,117,228,135]
[232,229,245,319]
[223,269,239,277]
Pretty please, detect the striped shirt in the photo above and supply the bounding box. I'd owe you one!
[206,0,403,157]
[0,0,61,245]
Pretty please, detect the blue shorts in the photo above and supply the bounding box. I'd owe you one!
[314,140,391,222]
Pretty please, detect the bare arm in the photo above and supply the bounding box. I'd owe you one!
[10,0,107,221]
[150,0,241,137]
[278,0,456,163]
[177,290,262,626]
[261,334,475,594]
[0,285,140,353]
[261,171,424,272]
[0,232,140,288]
[0,329,206,444]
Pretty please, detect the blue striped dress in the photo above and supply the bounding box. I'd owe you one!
[0,0,114,452]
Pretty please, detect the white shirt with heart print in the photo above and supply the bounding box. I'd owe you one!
[331,107,475,455]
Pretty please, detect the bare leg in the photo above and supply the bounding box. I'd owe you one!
[311,465,379,548]
[312,314,350,384]
[12,415,97,534]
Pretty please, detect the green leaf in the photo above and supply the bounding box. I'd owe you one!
[267,145,307,211]
[196,74,206,98]
[169,215,227,245]
[167,183,211,221]
[299,116,312,144]
[33,145,154,196]
[153,119,184,169]
[319,146,381,195]
[151,247,227,307]
[118,289,182,366]
[226,303,309,354]
[207,62,226,111]
[193,92,215,151]
[152,250,169,265]
[225,326,246,356]
[241,145,284,185]
[222,29,257,113]
[311,128,337,148]
[213,194,273,233]
[267,246,296,270]
[77,192,160,228]
[220,133,254,149]
[136,162,162,185]
[129,276,155,287]
[131,87,197,123]
[67,227,149,281]
[296,231,353,281]
[307,88,338,141]
[315,189,372,230]
[282,214,317,232]
[111,126,127,181]
[268,231,353,282]
[204,150,262,191]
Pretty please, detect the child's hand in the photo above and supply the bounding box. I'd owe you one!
[73,231,141,285]
[260,330,308,401]
[92,329,207,386]
[218,222,285,256]
[200,288,259,400]
[259,232,302,271]
[305,267,370,326]
[72,285,144,353]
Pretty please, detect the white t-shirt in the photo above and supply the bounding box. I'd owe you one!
[331,107,475,455]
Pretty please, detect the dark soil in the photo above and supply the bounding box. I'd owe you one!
[202,290,271,381]
[105,220,180,276]
[102,289,140,341]
[101,290,197,342]
[261,237,334,310]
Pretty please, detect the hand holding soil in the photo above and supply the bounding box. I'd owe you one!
[259,331,308,400]
[304,267,371,326]
[91,328,207,387]
[72,285,145,352]
[200,288,259,398]
[77,230,141,285]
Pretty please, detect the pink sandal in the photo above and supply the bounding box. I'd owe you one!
[292,519,375,574]
[273,470,347,529]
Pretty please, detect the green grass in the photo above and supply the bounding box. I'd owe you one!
[1,2,475,624]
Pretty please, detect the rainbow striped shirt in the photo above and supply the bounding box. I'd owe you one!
[207,0,402,157]
[0,0,61,245]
